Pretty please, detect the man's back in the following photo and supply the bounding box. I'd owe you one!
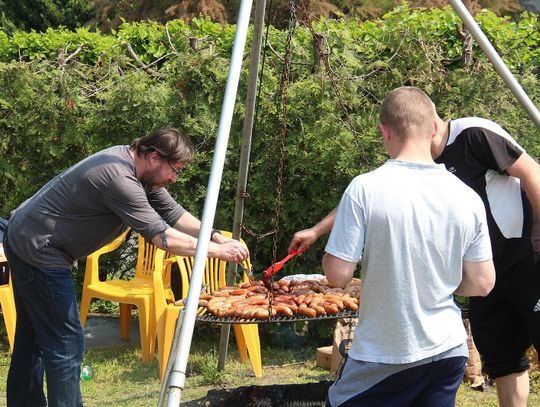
[326,160,491,363]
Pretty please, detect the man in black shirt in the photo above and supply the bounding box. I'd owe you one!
[430,115,540,407]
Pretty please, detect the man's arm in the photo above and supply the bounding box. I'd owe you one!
[454,259,495,297]
[171,211,232,244]
[322,253,357,288]
[171,211,201,236]
[150,227,249,263]
[506,152,540,220]
[150,212,249,263]
[288,208,337,252]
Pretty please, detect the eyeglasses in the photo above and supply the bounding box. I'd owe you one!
[166,160,184,175]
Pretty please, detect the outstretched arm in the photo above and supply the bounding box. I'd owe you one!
[171,211,201,237]
[150,212,249,263]
[288,208,337,252]
[171,211,232,244]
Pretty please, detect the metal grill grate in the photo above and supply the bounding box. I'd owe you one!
[195,307,359,324]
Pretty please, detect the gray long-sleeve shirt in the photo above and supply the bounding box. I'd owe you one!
[7,145,186,268]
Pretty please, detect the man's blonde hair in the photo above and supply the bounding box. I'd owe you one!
[380,87,435,140]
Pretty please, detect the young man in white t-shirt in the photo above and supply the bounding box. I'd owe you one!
[321,87,496,406]
[291,89,540,407]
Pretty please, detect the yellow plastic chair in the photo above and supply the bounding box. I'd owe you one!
[0,256,16,350]
[79,229,172,362]
[152,249,180,381]
[153,231,262,380]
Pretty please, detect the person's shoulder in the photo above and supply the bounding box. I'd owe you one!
[343,168,380,195]
[85,146,135,178]
[450,117,511,140]
[92,145,130,161]
[451,118,524,159]
[350,164,389,183]
[445,171,484,203]
[97,145,130,157]
[453,117,499,128]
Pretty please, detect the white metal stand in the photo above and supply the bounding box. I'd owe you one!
[217,0,267,371]
[160,1,254,406]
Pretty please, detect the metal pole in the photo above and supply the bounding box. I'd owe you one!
[217,0,267,372]
[163,1,254,405]
[448,0,540,130]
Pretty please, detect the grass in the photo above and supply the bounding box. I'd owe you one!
[0,322,539,406]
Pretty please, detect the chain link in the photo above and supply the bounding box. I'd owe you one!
[271,0,297,269]
[242,0,275,270]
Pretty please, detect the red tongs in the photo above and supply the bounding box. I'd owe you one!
[262,248,305,280]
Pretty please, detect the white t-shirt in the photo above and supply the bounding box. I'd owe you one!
[325,160,492,364]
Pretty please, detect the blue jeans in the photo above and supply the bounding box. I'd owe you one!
[4,240,84,407]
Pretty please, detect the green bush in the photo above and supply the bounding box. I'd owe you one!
[0,7,538,277]
[0,0,93,32]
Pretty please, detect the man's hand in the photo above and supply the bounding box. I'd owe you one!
[288,228,319,253]
[288,208,338,253]
[211,231,231,244]
[216,240,249,263]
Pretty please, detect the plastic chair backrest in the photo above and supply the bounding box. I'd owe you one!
[79,228,174,363]
[136,233,159,280]
[82,228,131,287]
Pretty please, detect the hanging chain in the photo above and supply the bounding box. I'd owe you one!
[271,0,297,269]
[266,0,296,318]
[241,0,276,270]
[242,0,297,281]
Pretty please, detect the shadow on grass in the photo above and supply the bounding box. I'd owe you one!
[182,380,333,406]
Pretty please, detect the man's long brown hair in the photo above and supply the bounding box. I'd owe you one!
[130,128,195,164]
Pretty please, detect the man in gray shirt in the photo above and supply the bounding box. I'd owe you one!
[3,128,249,407]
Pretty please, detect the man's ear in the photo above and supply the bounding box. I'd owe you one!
[149,151,162,165]
[379,123,391,141]
[152,151,161,160]
[431,118,439,140]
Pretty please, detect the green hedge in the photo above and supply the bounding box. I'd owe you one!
[0,5,539,276]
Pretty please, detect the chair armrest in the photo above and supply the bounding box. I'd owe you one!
[83,228,131,286]
[94,228,131,257]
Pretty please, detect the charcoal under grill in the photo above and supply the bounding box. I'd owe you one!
[195,307,359,324]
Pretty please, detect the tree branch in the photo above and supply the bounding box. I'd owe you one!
[124,41,158,75]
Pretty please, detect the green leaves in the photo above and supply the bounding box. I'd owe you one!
[0,8,538,275]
